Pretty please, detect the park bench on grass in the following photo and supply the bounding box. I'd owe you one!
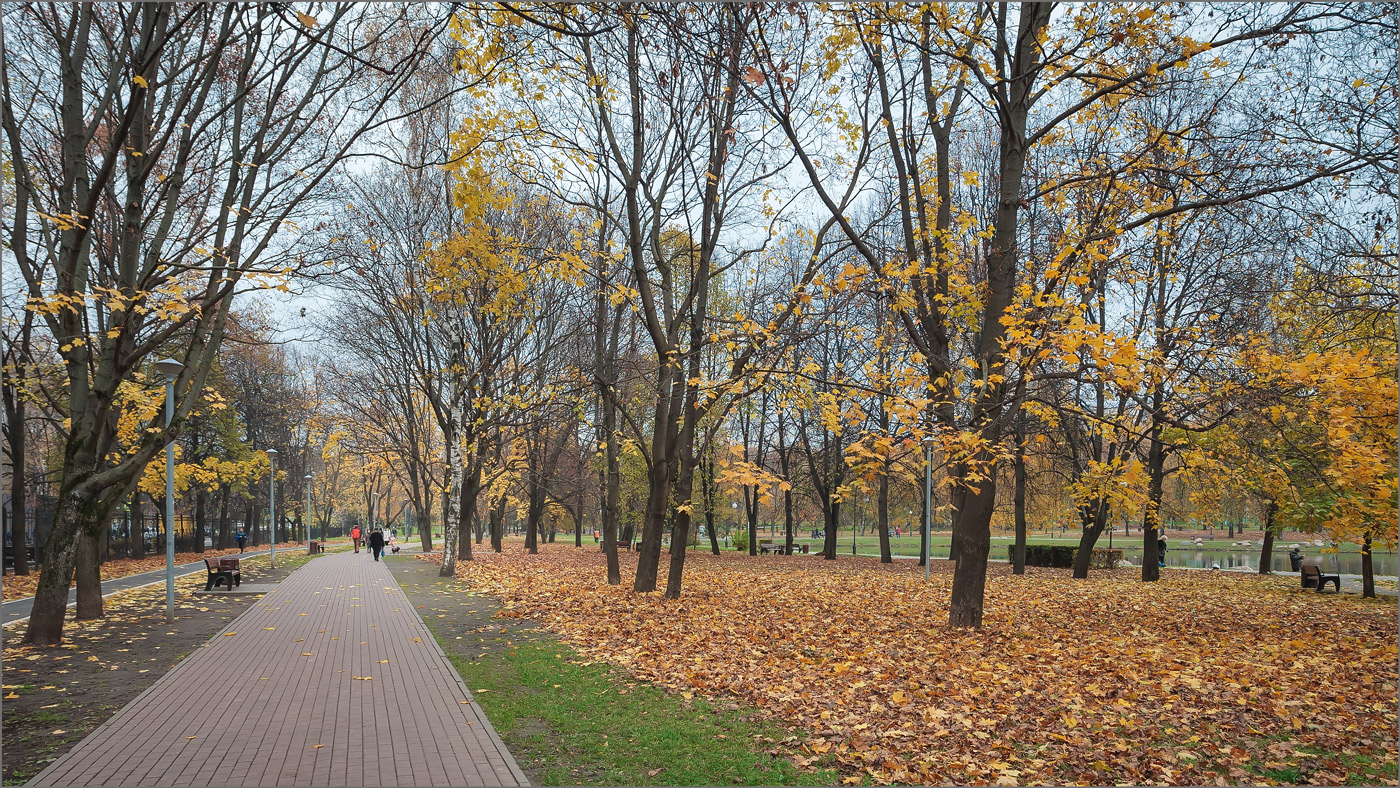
[1300,564,1340,593]
[758,538,775,554]
[204,557,241,591]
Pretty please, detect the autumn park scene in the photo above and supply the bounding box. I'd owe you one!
[1,3,1396,787]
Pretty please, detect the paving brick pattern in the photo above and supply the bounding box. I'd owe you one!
[30,551,528,787]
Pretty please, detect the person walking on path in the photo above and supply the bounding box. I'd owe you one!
[234,527,247,553]
[351,525,362,553]
[369,528,385,561]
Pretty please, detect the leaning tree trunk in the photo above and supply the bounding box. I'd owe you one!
[747,490,759,557]
[74,527,103,620]
[24,487,107,645]
[1071,502,1110,579]
[663,462,698,599]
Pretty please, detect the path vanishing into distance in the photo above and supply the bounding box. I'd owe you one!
[29,549,527,787]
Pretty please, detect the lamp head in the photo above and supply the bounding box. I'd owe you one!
[153,357,184,381]
[920,434,936,449]
[305,473,313,481]
[266,448,278,458]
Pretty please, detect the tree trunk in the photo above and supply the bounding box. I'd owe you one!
[23,492,95,645]
[877,471,891,563]
[217,487,230,549]
[1140,414,1167,582]
[440,442,463,578]
[1361,535,1375,598]
[490,495,505,553]
[947,472,995,628]
[706,505,719,555]
[663,463,697,599]
[194,487,207,553]
[918,488,929,567]
[131,495,146,559]
[4,338,29,575]
[632,446,672,591]
[74,528,103,620]
[1071,501,1111,579]
[747,493,759,556]
[783,488,794,556]
[1012,443,1027,574]
[459,462,479,562]
[1257,500,1277,575]
[247,500,260,547]
[822,502,839,560]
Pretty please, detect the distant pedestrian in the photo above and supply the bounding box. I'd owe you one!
[368,528,385,561]
[1157,536,1168,568]
[351,525,362,553]
[1288,547,1304,572]
[235,527,247,553]
[594,529,600,544]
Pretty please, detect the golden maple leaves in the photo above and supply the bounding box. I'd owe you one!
[423,547,1398,785]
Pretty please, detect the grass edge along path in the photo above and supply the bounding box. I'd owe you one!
[389,556,841,787]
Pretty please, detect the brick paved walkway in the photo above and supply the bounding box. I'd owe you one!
[30,551,528,787]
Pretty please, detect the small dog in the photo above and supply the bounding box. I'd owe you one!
[391,545,400,554]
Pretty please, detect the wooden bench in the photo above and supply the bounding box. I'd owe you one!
[1301,564,1340,593]
[757,538,775,554]
[204,557,240,591]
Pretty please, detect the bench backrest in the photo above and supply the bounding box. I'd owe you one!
[1301,564,1320,577]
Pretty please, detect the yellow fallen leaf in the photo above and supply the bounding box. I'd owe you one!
[264,627,275,631]
[352,676,373,681]
[302,653,314,657]
[378,660,389,664]
[186,736,197,740]
[51,730,67,735]
[313,744,325,749]
[132,75,148,88]
[223,632,237,637]
[3,692,18,699]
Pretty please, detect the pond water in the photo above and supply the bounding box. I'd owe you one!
[1117,547,1398,578]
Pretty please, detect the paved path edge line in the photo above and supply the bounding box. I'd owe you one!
[384,557,532,787]
[25,587,268,787]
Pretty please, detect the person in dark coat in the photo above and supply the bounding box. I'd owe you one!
[235,527,247,553]
[368,528,386,561]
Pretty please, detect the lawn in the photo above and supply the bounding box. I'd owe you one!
[420,545,1398,785]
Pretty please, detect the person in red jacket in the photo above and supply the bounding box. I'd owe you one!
[351,525,362,553]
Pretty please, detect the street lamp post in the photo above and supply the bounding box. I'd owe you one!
[922,435,935,582]
[305,474,314,553]
[154,358,184,621]
[266,449,277,569]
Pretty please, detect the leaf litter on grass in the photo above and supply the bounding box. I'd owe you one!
[417,548,1398,785]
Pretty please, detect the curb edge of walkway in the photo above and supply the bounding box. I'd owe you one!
[382,555,533,787]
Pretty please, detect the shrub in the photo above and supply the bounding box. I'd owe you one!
[733,530,749,552]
